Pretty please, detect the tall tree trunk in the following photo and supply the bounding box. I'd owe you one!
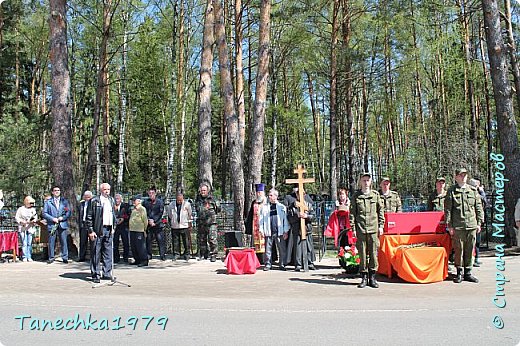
[410,0,429,166]
[504,0,520,109]
[214,0,245,231]
[270,50,278,188]
[482,0,520,246]
[329,0,340,200]
[198,0,215,189]
[341,0,355,192]
[166,1,179,200]
[117,7,129,192]
[82,0,114,192]
[235,0,246,152]
[479,23,494,186]
[459,0,478,170]
[176,0,186,193]
[306,71,324,190]
[102,70,112,184]
[247,0,271,213]
[49,0,77,247]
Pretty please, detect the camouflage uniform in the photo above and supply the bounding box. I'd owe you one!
[194,194,220,260]
[350,190,385,273]
[379,190,402,213]
[427,190,446,211]
[444,184,484,274]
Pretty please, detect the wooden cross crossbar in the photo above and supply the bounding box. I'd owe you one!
[285,164,315,240]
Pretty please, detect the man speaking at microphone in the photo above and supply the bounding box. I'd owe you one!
[86,183,117,284]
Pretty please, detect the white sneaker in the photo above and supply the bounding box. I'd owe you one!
[22,258,28,262]
[28,258,34,262]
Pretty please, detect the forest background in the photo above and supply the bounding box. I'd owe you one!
[0,0,519,244]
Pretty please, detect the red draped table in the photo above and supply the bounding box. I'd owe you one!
[378,233,451,283]
[224,248,261,274]
[0,231,19,261]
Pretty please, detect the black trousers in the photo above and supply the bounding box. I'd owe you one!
[130,231,147,265]
[113,226,130,262]
[146,226,166,259]
[171,228,189,257]
[79,226,89,260]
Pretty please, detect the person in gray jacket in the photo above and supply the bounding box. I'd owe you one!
[259,188,289,271]
[166,192,192,261]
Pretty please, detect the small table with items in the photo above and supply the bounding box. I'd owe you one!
[378,212,451,284]
[224,248,261,274]
[378,233,451,283]
[0,230,19,262]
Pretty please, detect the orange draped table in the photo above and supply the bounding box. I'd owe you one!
[0,231,19,261]
[224,248,261,274]
[378,234,451,283]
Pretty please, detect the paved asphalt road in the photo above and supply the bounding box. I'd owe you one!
[0,253,518,346]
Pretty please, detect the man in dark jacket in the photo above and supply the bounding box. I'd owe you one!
[86,183,116,283]
[143,187,166,261]
[284,186,316,271]
[78,190,93,262]
[113,193,131,263]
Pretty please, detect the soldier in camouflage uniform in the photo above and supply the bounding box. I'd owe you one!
[427,177,447,211]
[194,183,221,262]
[350,172,385,288]
[444,168,484,283]
[379,177,402,213]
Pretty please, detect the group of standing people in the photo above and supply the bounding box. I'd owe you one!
[246,183,316,272]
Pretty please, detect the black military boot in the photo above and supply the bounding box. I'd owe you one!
[358,272,368,288]
[464,268,479,283]
[453,267,463,283]
[368,270,379,288]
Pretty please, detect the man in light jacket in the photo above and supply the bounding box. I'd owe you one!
[259,188,289,271]
[166,192,193,261]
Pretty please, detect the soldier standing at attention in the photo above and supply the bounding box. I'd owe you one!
[350,172,385,289]
[379,177,402,213]
[427,177,447,211]
[444,168,484,284]
[194,183,221,262]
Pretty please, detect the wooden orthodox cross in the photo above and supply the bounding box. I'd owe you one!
[285,164,315,240]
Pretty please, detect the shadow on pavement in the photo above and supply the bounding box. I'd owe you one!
[59,271,92,282]
[289,276,358,286]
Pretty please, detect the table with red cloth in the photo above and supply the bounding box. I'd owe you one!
[224,248,261,274]
[378,233,451,283]
[0,230,19,261]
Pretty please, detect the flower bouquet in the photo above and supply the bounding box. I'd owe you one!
[337,230,360,273]
[50,207,69,236]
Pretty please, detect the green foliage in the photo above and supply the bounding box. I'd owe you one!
[0,111,48,201]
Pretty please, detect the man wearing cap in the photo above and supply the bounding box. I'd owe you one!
[129,195,148,267]
[428,177,447,211]
[350,172,385,288]
[444,168,484,283]
[379,176,402,213]
[245,183,267,259]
